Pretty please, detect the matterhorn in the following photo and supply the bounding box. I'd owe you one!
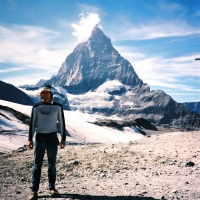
[44,25,200,130]
[48,25,147,94]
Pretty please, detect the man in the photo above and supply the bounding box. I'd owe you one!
[28,85,66,200]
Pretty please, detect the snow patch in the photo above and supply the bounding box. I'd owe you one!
[0,100,144,152]
[96,80,125,93]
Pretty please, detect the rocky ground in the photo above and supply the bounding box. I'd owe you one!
[0,130,200,200]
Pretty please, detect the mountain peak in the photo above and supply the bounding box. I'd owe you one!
[90,24,106,39]
[49,25,144,93]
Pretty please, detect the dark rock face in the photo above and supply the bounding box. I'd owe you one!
[93,118,158,135]
[48,25,146,94]
[184,102,200,115]
[0,81,34,105]
[134,118,157,130]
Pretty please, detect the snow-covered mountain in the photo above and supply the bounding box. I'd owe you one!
[42,25,200,130]
[19,86,70,110]
[47,25,146,94]
[35,79,48,87]
[20,79,200,131]
[19,79,48,88]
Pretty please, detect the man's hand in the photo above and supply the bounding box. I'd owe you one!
[60,140,66,149]
[28,141,34,150]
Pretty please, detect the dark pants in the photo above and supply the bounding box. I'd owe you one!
[31,133,59,192]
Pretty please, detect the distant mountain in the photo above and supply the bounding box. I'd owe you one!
[35,79,48,87]
[65,80,200,130]
[0,81,34,105]
[19,84,35,88]
[47,25,146,94]
[183,101,200,115]
[19,79,48,88]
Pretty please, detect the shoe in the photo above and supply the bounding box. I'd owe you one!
[48,189,60,197]
[28,191,38,200]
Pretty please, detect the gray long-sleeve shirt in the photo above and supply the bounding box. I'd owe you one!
[28,101,66,141]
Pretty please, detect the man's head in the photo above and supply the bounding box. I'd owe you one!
[40,86,53,102]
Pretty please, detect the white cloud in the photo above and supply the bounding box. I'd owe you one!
[0,24,73,73]
[160,2,184,11]
[117,47,200,92]
[71,12,101,42]
[0,67,27,73]
[2,73,49,86]
[115,47,145,60]
[118,21,200,40]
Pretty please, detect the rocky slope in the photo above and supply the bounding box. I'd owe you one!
[0,131,199,200]
[0,80,34,105]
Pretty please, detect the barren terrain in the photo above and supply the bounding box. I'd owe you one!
[0,131,200,200]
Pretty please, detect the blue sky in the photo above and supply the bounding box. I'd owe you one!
[0,0,200,102]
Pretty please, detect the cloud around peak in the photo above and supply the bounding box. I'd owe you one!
[71,12,101,42]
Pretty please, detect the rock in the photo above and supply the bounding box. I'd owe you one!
[160,196,166,200]
[93,118,157,133]
[134,118,157,130]
[73,160,79,165]
[185,161,195,167]
[171,189,178,193]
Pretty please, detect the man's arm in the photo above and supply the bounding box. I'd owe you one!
[28,106,36,150]
[60,140,66,149]
[28,141,34,149]
[58,104,66,149]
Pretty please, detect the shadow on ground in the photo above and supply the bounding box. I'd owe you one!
[38,193,159,200]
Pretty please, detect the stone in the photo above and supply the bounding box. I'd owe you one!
[185,161,195,167]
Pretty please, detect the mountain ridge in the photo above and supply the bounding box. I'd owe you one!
[0,81,34,106]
